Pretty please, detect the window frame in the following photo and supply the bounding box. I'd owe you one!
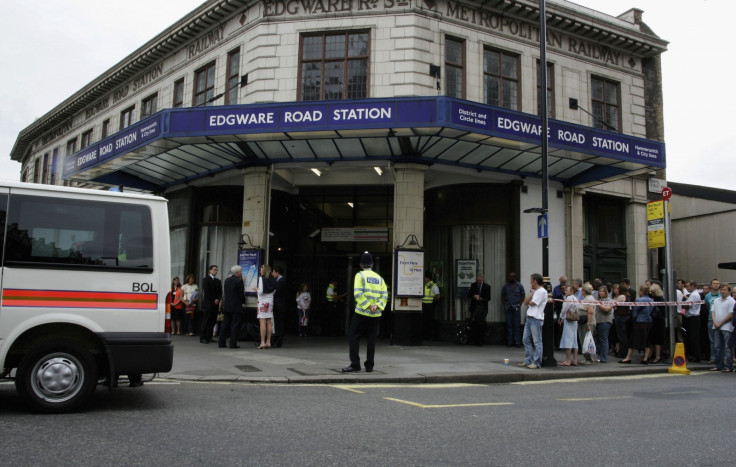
[225,48,241,105]
[297,30,371,101]
[483,46,520,110]
[66,137,78,156]
[591,75,621,132]
[101,119,111,139]
[193,61,217,107]
[173,78,185,108]
[536,60,555,118]
[119,106,135,130]
[81,129,93,149]
[140,93,158,119]
[445,36,466,100]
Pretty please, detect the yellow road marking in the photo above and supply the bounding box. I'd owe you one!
[513,372,705,385]
[383,397,514,409]
[557,396,633,402]
[329,383,481,393]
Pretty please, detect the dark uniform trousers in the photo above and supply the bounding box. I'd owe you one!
[348,313,380,370]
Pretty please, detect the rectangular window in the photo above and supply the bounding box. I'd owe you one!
[141,93,158,119]
[101,119,111,139]
[193,61,217,106]
[50,148,59,185]
[537,61,555,118]
[42,153,50,184]
[299,31,369,101]
[120,106,135,130]
[225,48,240,105]
[66,137,77,155]
[173,78,185,108]
[445,37,465,99]
[33,158,42,183]
[81,129,93,148]
[483,48,520,110]
[591,76,620,131]
[4,194,154,272]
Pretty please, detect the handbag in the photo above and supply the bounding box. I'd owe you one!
[217,311,224,322]
[565,307,578,321]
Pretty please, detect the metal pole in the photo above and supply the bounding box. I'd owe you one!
[539,0,549,279]
[664,199,675,358]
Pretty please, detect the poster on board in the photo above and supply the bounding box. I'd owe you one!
[455,259,478,289]
[394,249,424,297]
[238,249,261,295]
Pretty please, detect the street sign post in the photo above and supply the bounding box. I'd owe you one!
[537,214,548,239]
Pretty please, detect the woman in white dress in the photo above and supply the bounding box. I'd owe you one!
[295,283,311,337]
[257,264,275,348]
[558,285,579,366]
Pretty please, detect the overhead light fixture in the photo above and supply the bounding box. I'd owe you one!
[347,202,354,208]
[374,167,383,176]
[311,168,321,176]
[309,229,321,238]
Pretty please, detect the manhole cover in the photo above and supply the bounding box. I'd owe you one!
[234,365,262,372]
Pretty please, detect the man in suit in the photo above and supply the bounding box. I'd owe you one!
[271,266,287,348]
[466,273,491,346]
[199,264,222,344]
[218,265,246,349]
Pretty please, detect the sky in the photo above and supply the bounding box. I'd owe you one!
[0,0,732,191]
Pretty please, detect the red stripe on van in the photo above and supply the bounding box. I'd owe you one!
[1,289,158,310]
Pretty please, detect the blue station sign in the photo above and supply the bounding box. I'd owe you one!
[64,96,665,178]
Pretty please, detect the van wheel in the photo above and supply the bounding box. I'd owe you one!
[15,341,97,413]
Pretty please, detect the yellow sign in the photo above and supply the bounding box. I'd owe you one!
[647,200,666,249]
[647,200,664,220]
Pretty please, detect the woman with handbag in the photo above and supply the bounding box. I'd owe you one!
[181,274,200,336]
[578,283,597,364]
[558,285,579,366]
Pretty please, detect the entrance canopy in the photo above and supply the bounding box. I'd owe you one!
[65,96,665,191]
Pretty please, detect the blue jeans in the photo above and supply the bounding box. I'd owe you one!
[505,305,522,345]
[595,322,611,363]
[713,329,733,371]
[708,319,715,360]
[523,317,543,367]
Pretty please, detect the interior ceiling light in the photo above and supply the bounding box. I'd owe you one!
[311,168,321,176]
[374,167,383,176]
[347,202,354,208]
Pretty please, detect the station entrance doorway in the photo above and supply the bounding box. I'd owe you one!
[267,186,394,337]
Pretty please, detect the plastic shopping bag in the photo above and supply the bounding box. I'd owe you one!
[583,330,596,356]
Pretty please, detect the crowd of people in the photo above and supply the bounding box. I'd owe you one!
[166,264,306,349]
[511,274,736,371]
[164,251,387,373]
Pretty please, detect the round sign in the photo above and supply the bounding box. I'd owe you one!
[661,187,672,201]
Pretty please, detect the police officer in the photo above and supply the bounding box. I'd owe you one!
[325,279,346,336]
[342,251,388,373]
[422,274,440,340]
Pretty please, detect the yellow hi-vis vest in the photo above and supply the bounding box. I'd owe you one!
[423,281,437,304]
[326,284,336,302]
[353,269,388,317]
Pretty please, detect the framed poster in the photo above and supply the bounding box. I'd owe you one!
[394,249,424,297]
[455,259,478,288]
[238,249,262,295]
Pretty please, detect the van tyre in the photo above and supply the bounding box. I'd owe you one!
[15,341,97,413]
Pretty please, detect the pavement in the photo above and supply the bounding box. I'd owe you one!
[159,334,710,384]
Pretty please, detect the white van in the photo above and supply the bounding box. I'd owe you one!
[0,181,173,412]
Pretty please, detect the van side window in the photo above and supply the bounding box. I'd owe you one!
[4,195,153,272]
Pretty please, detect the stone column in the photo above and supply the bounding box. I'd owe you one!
[625,201,649,287]
[241,166,272,307]
[391,163,426,345]
[565,187,584,281]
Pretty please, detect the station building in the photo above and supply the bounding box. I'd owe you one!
[10,0,668,341]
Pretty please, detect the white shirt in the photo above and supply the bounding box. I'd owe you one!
[526,287,548,321]
[712,296,735,332]
[685,290,701,317]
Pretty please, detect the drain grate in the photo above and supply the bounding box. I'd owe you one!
[234,364,262,372]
